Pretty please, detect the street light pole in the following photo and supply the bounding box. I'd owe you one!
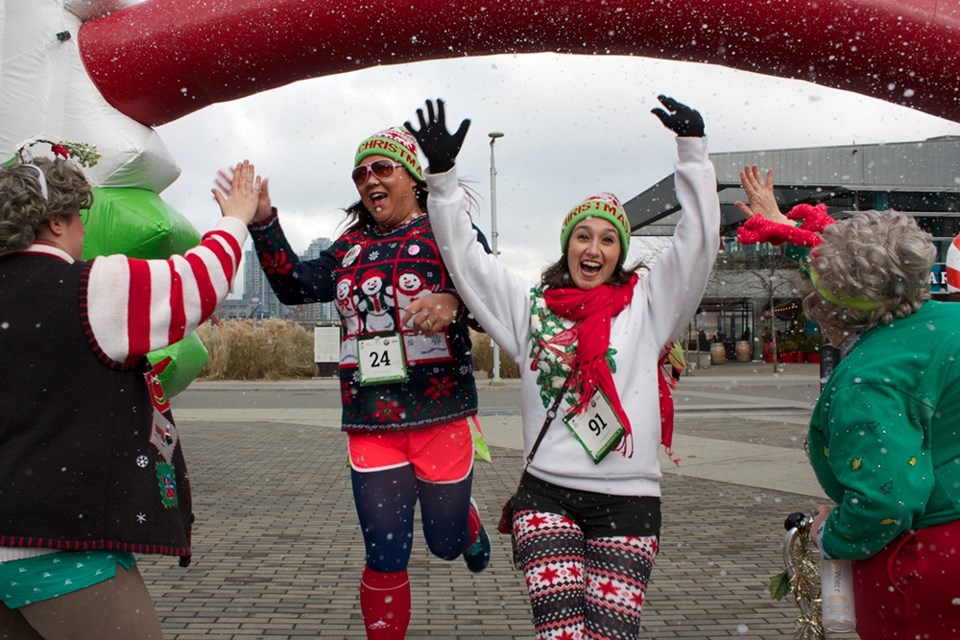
[488,131,504,385]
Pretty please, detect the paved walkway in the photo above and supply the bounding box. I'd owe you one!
[142,361,857,639]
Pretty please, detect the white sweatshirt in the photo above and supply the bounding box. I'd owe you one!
[426,137,720,497]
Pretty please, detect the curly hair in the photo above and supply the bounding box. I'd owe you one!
[798,210,935,334]
[0,158,92,253]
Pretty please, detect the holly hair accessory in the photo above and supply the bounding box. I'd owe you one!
[736,204,883,310]
[4,136,101,168]
[2,137,99,202]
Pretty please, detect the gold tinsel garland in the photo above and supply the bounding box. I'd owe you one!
[770,518,824,640]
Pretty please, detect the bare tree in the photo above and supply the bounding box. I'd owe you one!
[713,245,798,371]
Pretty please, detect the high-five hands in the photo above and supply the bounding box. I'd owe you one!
[211,160,263,225]
[215,164,272,224]
[404,98,471,174]
[651,95,705,137]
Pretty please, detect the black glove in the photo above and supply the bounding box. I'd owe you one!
[651,95,705,137]
[404,98,470,174]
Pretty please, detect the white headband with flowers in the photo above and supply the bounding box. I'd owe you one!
[2,136,100,202]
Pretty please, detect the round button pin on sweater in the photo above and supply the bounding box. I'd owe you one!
[343,244,362,267]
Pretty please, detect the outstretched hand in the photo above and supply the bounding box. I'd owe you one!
[211,160,262,225]
[651,95,705,137]
[404,98,470,174]
[216,165,272,223]
[734,164,789,224]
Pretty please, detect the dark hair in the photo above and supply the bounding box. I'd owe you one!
[540,254,643,289]
[341,183,429,234]
[0,158,92,253]
[339,180,482,235]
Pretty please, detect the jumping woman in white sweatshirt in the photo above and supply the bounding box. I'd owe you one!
[406,96,721,640]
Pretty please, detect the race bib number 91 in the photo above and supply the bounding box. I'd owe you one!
[564,388,625,464]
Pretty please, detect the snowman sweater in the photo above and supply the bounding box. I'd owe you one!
[251,213,490,432]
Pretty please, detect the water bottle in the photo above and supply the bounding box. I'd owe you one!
[820,557,856,632]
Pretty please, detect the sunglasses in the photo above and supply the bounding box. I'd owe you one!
[351,160,403,186]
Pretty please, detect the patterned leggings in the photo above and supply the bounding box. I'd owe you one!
[514,509,658,640]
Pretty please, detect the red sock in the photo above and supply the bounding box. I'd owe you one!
[359,566,410,640]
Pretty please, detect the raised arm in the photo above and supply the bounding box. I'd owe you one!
[86,160,261,365]
[408,98,534,361]
[642,96,722,347]
[220,162,338,306]
[734,164,789,224]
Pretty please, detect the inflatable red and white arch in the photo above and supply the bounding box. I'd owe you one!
[946,234,960,293]
[3,0,960,191]
[2,0,959,386]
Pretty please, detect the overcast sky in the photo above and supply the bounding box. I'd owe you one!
[156,53,960,285]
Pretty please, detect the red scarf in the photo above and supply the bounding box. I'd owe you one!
[657,352,680,465]
[543,273,638,457]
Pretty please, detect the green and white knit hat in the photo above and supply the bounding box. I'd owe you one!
[560,192,631,264]
[354,127,424,182]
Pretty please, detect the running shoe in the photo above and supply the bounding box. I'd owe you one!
[463,499,491,573]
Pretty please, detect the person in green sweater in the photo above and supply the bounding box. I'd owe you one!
[736,164,960,640]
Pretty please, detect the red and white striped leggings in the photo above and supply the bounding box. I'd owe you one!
[513,510,658,640]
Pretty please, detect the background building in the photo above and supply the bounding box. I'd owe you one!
[624,136,960,360]
[299,237,338,325]
[215,238,339,325]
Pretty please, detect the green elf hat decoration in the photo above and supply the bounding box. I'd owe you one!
[560,192,632,264]
[354,127,424,182]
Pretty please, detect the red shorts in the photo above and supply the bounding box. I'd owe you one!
[347,418,475,483]
[853,518,960,640]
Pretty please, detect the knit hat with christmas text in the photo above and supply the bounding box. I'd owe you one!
[560,192,631,265]
[354,127,424,182]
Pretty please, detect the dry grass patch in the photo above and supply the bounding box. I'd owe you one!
[194,321,520,380]
[196,319,315,380]
[470,330,520,379]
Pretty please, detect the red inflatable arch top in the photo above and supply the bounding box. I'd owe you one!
[79,0,960,127]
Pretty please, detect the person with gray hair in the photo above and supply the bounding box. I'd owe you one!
[0,159,93,254]
[736,164,960,640]
[0,149,260,639]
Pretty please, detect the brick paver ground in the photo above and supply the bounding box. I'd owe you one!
[138,411,857,639]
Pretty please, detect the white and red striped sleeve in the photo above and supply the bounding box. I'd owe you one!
[85,217,248,365]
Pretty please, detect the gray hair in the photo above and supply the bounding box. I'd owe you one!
[798,210,935,334]
[0,158,92,253]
